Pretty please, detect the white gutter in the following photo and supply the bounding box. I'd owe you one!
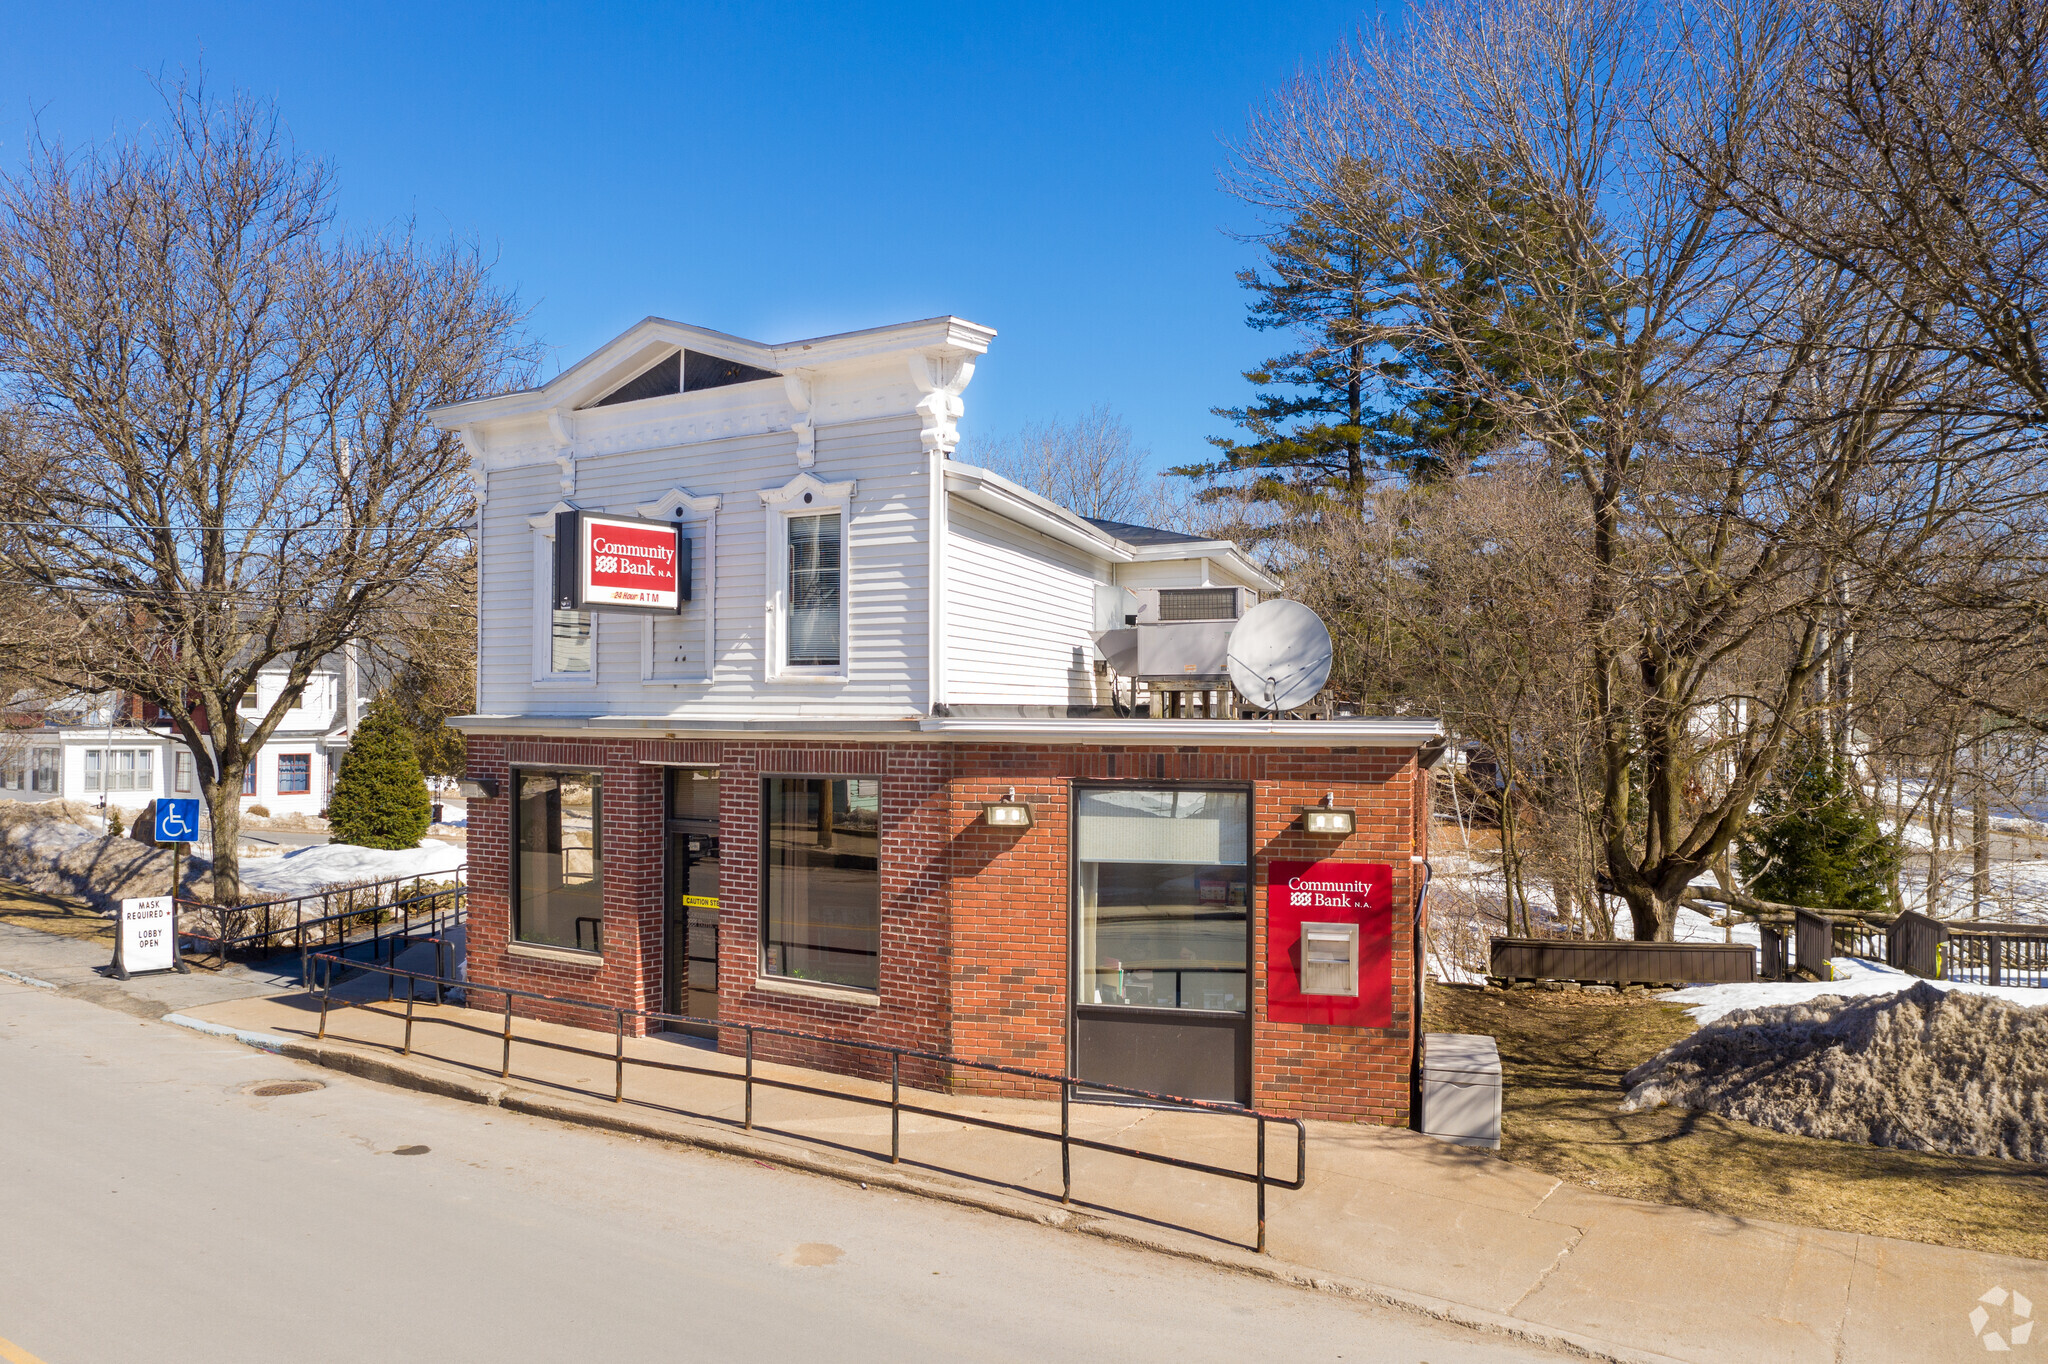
[942,464,1134,563]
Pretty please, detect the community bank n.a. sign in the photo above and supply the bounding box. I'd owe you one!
[553,509,691,615]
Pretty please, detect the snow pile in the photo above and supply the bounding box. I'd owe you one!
[0,799,197,908]
[1621,981,2048,1161]
[236,839,465,898]
[1666,956,2048,1025]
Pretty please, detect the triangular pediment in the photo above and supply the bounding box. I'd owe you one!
[584,347,781,409]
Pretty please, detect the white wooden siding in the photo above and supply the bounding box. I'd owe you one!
[476,415,931,719]
[943,500,1106,707]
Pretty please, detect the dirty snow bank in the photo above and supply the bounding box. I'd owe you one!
[1621,981,2048,1161]
[1665,956,2048,1025]
[236,839,465,899]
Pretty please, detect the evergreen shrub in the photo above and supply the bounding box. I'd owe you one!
[327,696,431,850]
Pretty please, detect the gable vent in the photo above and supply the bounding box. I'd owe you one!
[591,350,780,408]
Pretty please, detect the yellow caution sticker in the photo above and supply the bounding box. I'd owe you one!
[680,895,720,909]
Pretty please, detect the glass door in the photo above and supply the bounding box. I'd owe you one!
[665,768,721,1036]
[1071,786,1252,1104]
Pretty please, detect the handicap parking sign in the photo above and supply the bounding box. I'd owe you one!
[154,797,200,845]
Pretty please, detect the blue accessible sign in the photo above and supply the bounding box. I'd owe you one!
[154,798,200,845]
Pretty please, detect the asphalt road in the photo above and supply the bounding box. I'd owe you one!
[0,981,1561,1364]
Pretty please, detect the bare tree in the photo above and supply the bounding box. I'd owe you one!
[1224,0,2048,938]
[0,78,532,899]
[959,404,1176,524]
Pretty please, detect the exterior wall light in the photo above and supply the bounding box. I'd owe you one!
[456,777,500,800]
[1301,793,1354,835]
[983,787,1033,828]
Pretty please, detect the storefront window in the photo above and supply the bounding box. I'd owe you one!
[1075,788,1250,1012]
[761,777,878,989]
[514,769,604,952]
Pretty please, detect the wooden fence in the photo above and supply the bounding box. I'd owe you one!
[1941,924,2048,988]
[1489,938,1758,986]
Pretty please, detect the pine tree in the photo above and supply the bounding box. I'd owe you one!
[1737,732,1900,915]
[327,695,431,850]
[1181,153,1619,511]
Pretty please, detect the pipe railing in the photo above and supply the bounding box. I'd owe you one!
[178,877,467,982]
[308,950,1307,1253]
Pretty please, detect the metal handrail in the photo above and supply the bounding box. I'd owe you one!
[177,880,467,981]
[309,950,1308,1253]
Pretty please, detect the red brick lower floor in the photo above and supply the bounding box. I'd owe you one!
[459,733,1432,1125]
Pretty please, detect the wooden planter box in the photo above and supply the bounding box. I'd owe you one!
[1489,937,1758,986]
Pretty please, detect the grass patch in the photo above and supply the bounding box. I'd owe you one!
[0,877,113,943]
[1425,981,2048,1261]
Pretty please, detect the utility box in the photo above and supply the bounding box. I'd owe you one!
[1299,921,1360,996]
[1420,1033,1501,1150]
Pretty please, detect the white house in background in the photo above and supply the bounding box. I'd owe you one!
[0,663,354,818]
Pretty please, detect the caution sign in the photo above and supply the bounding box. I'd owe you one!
[112,895,186,979]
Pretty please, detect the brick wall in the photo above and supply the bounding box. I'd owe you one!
[461,734,1425,1122]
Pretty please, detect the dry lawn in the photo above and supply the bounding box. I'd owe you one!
[1426,982,2048,1261]
[0,878,113,944]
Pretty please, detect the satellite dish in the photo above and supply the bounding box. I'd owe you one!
[1227,600,1333,712]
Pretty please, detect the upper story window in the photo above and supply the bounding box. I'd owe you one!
[787,513,842,668]
[759,472,855,682]
[551,610,593,673]
[530,504,598,686]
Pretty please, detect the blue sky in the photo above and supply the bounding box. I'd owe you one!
[1,1,1388,472]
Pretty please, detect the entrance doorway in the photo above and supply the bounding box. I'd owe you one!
[1070,785,1252,1104]
[664,767,720,1036]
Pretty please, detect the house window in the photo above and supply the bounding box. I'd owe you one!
[240,690,258,711]
[0,755,22,790]
[277,754,310,794]
[288,687,303,711]
[84,749,155,793]
[31,748,57,793]
[174,752,193,793]
[786,513,842,668]
[1074,788,1251,1012]
[242,765,257,796]
[513,769,603,952]
[761,777,879,991]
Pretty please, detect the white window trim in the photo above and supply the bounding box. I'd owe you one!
[759,471,856,683]
[634,487,720,687]
[529,501,600,688]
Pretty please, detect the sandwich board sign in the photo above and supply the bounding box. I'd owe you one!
[112,895,186,980]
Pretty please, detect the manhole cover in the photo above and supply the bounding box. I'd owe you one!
[248,1080,324,1098]
[391,1145,430,1156]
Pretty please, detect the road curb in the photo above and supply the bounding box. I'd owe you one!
[160,1012,293,1052]
[0,966,60,990]
[208,1028,1669,1364]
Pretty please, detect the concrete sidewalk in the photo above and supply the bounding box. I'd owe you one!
[154,973,2046,1364]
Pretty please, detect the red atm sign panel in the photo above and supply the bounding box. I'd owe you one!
[1265,860,1394,1027]
[554,511,690,614]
